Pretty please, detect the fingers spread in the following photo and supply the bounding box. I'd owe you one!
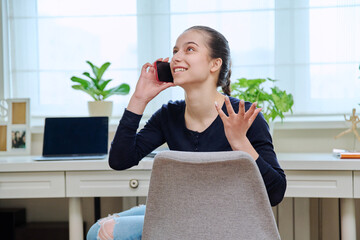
[244,102,257,119]
[225,96,236,116]
[248,108,262,124]
[238,100,245,117]
[215,101,228,121]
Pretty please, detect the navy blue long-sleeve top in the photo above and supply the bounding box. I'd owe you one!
[109,97,286,206]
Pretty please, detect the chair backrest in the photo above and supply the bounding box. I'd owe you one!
[142,150,280,240]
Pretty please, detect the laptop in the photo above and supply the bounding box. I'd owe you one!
[34,117,108,161]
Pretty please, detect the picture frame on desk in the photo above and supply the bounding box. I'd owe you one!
[0,98,31,155]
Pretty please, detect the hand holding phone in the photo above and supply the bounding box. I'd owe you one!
[155,61,174,83]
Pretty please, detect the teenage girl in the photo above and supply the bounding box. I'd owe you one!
[87,25,286,240]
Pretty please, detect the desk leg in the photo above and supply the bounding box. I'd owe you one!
[69,197,84,240]
[340,198,356,240]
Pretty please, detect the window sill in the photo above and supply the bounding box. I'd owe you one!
[29,114,350,134]
[273,115,350,130]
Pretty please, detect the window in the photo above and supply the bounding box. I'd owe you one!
[307,0,360,113]
[169,0,360,115]
[1,0,360,117]
[3,0,138,116]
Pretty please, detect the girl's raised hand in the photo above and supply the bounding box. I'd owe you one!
[215,96,262,151]
[127,58,175,115]
[133,58,175,104]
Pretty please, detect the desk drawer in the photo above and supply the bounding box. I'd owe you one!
[0,172,65,198]
[66,171,151,197]
[284,170,352,198]
[354,171,360,198]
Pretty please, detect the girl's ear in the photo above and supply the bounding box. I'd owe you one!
[210,58,222,73]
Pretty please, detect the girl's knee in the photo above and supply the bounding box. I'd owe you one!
[98,219,116,240]
[87,209,144,240]
[87,214,117,240]
[86,222,100,240]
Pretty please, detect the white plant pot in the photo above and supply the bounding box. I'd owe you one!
[88,101,113,117]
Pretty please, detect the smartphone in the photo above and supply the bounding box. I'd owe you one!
[155,61,174,82]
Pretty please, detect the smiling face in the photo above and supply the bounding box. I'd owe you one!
[170,30,220,88]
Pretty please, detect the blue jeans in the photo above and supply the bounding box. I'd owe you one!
[87,205,146,240]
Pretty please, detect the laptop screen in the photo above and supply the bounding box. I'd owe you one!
[42,117,108,157]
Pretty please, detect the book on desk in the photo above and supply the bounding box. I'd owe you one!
[333,149,360,159]
[339,152,360,159]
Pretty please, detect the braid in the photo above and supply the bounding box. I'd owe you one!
[222,68,231,96]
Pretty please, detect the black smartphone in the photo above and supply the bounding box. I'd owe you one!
[155,61,173,82]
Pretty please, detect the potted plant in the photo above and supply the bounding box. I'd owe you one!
[71,61,130,116]
[231,77,294,132]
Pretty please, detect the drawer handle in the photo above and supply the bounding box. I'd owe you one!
[129,179,139,189]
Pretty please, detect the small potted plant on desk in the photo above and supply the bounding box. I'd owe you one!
[231,77,294,134]
[71,61,130,117]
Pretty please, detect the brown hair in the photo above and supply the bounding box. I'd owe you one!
[185,26,231,96]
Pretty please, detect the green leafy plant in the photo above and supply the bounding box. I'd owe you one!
[231,78,294,122]
[71,61,130,101]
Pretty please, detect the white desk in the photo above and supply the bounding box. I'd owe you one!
[0,153,359,240]
[0,156,153,240]
[279,153,359,240]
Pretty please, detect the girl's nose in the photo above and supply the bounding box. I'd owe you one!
[172,51,183,62]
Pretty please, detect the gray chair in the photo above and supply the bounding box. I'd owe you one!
[142,150,280,240]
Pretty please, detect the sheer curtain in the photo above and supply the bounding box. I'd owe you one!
[1,0,360,117]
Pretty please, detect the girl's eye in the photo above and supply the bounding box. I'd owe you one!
[187,47,194,52]
[173,50,178,55]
